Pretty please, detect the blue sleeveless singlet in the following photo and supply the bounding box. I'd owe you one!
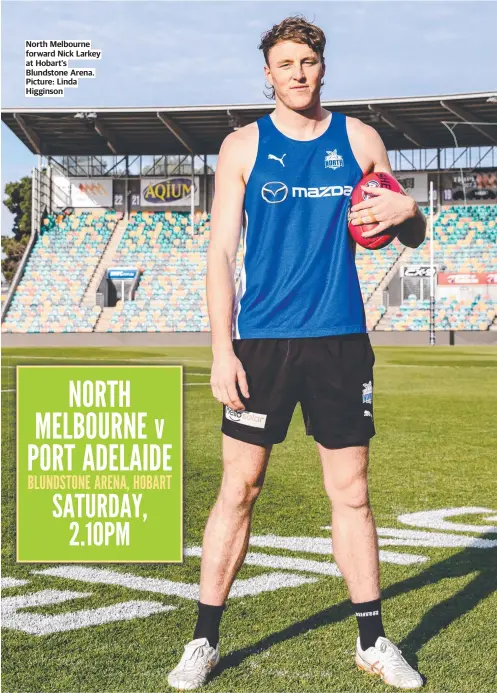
[233,111,366,339]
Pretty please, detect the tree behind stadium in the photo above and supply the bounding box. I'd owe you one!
[2,176,32,282]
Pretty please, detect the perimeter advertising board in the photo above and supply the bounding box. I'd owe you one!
[438,272,497,285]
[442,170,497,202]
[396,173,428,203]
[141,177,200,207]
[53,176,113,207]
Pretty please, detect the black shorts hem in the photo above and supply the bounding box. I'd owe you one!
[221,424,285,447]
[311,429,376,450]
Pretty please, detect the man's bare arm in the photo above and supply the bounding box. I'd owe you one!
[206,131,250,410]
[207,132,244,354]
[369,126,426,248]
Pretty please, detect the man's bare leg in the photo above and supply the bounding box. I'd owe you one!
[168,436,271,690]
[199,434,272,605]
[317,443,380,602]
[317,442,424,688]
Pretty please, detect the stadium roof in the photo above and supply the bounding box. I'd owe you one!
[2,91,497,156]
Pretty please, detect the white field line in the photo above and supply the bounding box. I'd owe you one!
[3,355,212,365]
[1,578,29,589]
[2,589,173,636]
[375,364,497,368]
[7,364,364,369]
[33,566,316,599]
[3,359,495,370]
[186,546,344,574]
[2,367,209,379]
[2,385,210,391]
[262,530,497,552]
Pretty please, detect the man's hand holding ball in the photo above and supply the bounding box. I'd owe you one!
[348,172,416,250]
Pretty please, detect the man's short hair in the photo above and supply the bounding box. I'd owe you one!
[258,15,326,98]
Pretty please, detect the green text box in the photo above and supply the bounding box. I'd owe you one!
[17,366,182,562]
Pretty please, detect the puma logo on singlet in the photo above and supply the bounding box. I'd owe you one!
[268,153,286,167]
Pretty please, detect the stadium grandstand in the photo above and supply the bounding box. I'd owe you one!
[2,91,497,345]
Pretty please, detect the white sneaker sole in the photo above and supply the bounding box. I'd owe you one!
[355,652,423,690]
[167,655,220,690]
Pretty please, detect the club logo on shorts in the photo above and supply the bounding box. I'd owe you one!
[324,149,344,170]
[225,407,267,429]
[261,181,288,204]
[362,381,373,405]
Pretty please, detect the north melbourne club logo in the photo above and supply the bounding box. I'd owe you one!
[324,149,344,170]
[362,381,373,405]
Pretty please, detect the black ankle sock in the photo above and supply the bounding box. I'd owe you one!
[353,598,386,651]
[193,601,225,649]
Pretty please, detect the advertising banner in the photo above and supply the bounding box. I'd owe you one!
[401,265,437,278]
[107,267,139,280]
[395,172,428,203]
[53,176,113,207]
[141,177,200,207]
[442,170,497,202]
[438,272,497,285]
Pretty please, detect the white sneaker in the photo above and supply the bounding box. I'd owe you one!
[356,636,423,689]
[167,637,220,690]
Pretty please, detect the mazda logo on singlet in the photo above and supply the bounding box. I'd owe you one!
[261,181,288,204]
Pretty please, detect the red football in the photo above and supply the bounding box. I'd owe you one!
[348,172,405,250]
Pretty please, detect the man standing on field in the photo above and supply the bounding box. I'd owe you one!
[169,15,426,691]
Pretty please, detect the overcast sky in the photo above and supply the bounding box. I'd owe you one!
[2,0,497,236]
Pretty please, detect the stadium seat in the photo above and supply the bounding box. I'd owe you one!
[2,204,496,334]
[2,210,117,333]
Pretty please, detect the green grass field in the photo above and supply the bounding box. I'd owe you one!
[2,346,497,693]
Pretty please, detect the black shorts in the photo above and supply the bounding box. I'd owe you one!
[221,334,375,449]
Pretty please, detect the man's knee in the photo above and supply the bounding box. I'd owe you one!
[218,477,263,511]
[218,436,269,512]
[320,444,370,510]
[333,488,370,512]
[326,476,370,510]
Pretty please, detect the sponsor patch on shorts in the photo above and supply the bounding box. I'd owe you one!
[225,407,267,429]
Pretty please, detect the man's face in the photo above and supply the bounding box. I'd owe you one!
[264,40,325,110]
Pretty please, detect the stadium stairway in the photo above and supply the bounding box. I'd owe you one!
[375,305,402,330]
[366,208,440,330]
[94,306,115,333]
[367,244,416,306]
[1,209,119,334]
[363,243,425,331]
[80,217,129,308]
